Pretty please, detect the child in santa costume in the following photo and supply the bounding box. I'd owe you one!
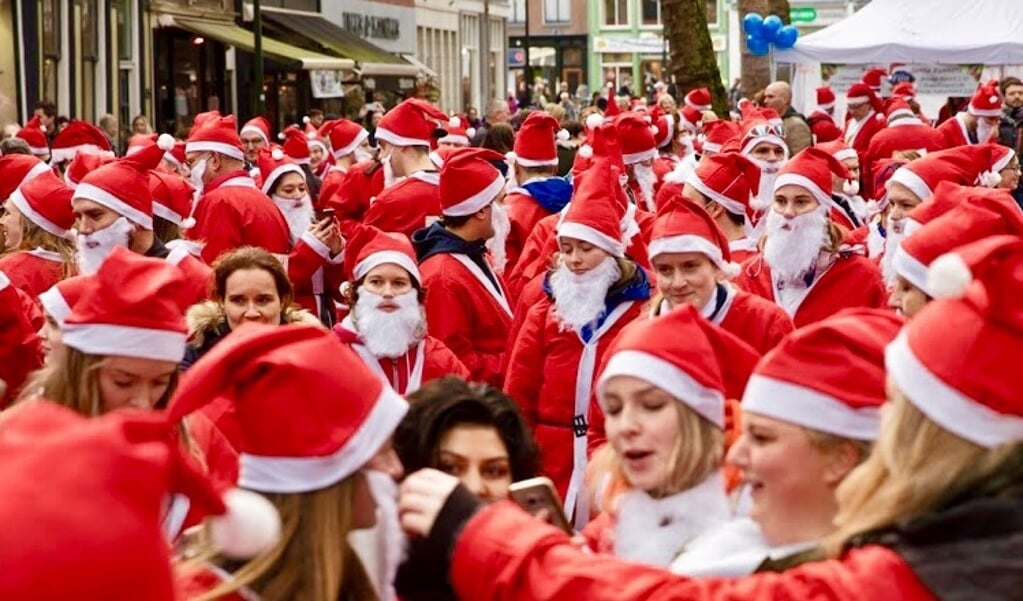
[502,149,650,528]
[334,224,469,395]
[171,324,408,601]
[579,304,759,567]
[412,147,512,388]
[735,147,885,327]
[184,115,291,264]
[364,99,451,239]
[671,308,900,576]
[0,402,280,601]
[0,170,76,298]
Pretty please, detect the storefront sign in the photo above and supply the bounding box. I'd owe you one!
[342,13,400,40]
[593,36,666,55]
[311,70,346,98]
[322,0,416,54]
[822,63,982,97]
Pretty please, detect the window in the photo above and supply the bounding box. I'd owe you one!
[543,0,570,24]
[603,0,628,26]
[113,0,132,61]
[79,0,99,61]
[641,0,659,25]
[511,0,526,23]
[706,0,718,25]
[262,0,318,10]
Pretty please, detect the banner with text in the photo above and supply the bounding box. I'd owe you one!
[821,63,984,97]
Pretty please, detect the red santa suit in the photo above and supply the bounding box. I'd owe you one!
[728,239,759,264]
[166,244,213,308]
[333,317,469,395]
[285,232,345,319]
[504,177,573,282]
[189,170,291,264]
[936,112,980,148]
[322,160,385,235]
[0,250,66,300]
[0,273,43,407]
[735,252,885,328]
[363,171,442,239]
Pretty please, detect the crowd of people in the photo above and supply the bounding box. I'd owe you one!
[2,67,1023,600]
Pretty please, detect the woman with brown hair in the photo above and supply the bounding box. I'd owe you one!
[174,324,408,601]
[182,246,321,370]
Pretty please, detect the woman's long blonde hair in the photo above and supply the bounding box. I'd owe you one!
[3,214,77,279]
[825,386,1023,557]
[588,399,723,509]
[185,475,377,601]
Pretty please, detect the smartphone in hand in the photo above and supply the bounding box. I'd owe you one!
[508,477,573,534]
[316,208,336,222]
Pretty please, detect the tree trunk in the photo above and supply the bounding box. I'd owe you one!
[663,0,729,115]
[738,0,791,100]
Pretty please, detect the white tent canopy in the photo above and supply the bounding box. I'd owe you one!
[775,0,1023,65]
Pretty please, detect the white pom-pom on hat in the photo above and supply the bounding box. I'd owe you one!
[157,133,176,152]
[990,95,1000,104]
[979,170,1002,188]
[578,144,593,159]
[302,116,311,124]
[276,132,286,141]
[180,217,196,230]
[585,112,604,130]
[649,125,659,135]
[606,81,615,89]
[306,131,317,140]
[749,195,772,211]
[927,252,972,299]
[448,116,461,128]
[505,151,517,164]
[843,179,860,196]
[721,262,741,279]
[271,148,285,161]
[466,127,476,138]
[556,128,570,141]
[208,489,282,559]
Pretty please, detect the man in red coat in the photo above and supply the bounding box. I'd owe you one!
[865,98,944,192]
[364,99,450,239]
[615,113,661,212]
[936,80,1003,148]
[735,148,884,327]
[316,118,372,219]
[843,83,886,198]
[412,148,513,388]
[184,115,291,264]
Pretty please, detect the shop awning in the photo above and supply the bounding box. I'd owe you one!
[172,17,355,71]
[261,10,425,78]
[400,54,438,78]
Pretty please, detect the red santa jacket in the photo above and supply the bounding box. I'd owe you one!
[503,269,648,522]
[728,239,759,265]
[286,232,345,319]
[844,113,886,199]
[0,250,66,301]
[864,122,945,196]
[189,170,291,264]
[449,502,937,601]
[0,276,44,408]
[734,252,885,328]
[166,244,213,308]
[363,171,441,240]
[414,224,513,387]
[504,178,573,283]
[333,316,470,396]
[936,112,979,148]
[322,160,385,236]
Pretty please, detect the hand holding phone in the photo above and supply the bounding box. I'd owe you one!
[316,208,336,223]
[508,477,573,534]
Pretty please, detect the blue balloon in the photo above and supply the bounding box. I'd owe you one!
[746,34,770,57]
[742,13,764,37]
[774,25,799,49]
[762,15,784,41]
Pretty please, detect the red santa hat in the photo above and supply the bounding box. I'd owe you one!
[73,135,175,230]
[429,145,458,169]
[510,112,565,167]
[188,110,223,137]
[125,133,157,156]
[650,197,740,278]
[745,308,903,440]
[240,116,272,145]
[687,152,761,218]
[49,120,114,164]
[375,98,449,147]
[573,120,626,178]
[884,97,917,124]
[162,140,187,171]
[437,116,477,147]
[701,119,741,155]
[861,67,888,92]
[815,139,858,163]
[149,170,196,229]
[306,130,329,155]
[869,158,908,213]
[889,144,1015,203]
[902,180,971,235]
[344,223,421,284]
[167,324,409,492]
[894,187,1023,296]
[0,154,51,200]
[38,274,92,326]
[257,147,305,195]
[773,146,852,207]
[887,235,1023,447]
[7,171,75,239]
[613,113,658,165]
[597,303,760,426]
[845,82,882,113]
[677,106,703,135]
[15,118,49,157]
[891,81,916,101]
[61,247,192,362]
[648,106,676,149]
[558,153,626,257]
[438,147,506,217]
[64,152,116,188]
[278,126,311,165]
[816,86,836,110]
[319,118,369,160]
[604,82,622,118]
[967,80,1003,118]
[185,114,245,162]
[684,88,712,112]
[738,110,787,158]
[0,402,280,600]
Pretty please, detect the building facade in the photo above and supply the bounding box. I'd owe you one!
[507,0,590,101]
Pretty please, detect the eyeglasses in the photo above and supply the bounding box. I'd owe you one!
[1001,163,1022,173]
[747,123,785,139]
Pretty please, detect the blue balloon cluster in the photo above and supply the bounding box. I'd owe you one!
[742,13,799,56]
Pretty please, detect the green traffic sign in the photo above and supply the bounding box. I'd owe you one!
[790,7,817,23]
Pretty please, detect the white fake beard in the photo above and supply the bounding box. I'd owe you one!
[486,200,511,275]
[750,157,783,210]
[550,256,621,331]
[977,120,997,143]
[189,158,207,197]
[763,206,829,282]
[363,470,407,601]
[353,287,425,359]
[272,194,314,244]
[355,147,374,163]
[881,216,907,288]
[76,216,134,275]
[633,163,657,213]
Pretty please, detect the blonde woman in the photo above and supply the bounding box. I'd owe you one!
[579,304,759,566]
[173,324,408,601]
[396,235,1023,600]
